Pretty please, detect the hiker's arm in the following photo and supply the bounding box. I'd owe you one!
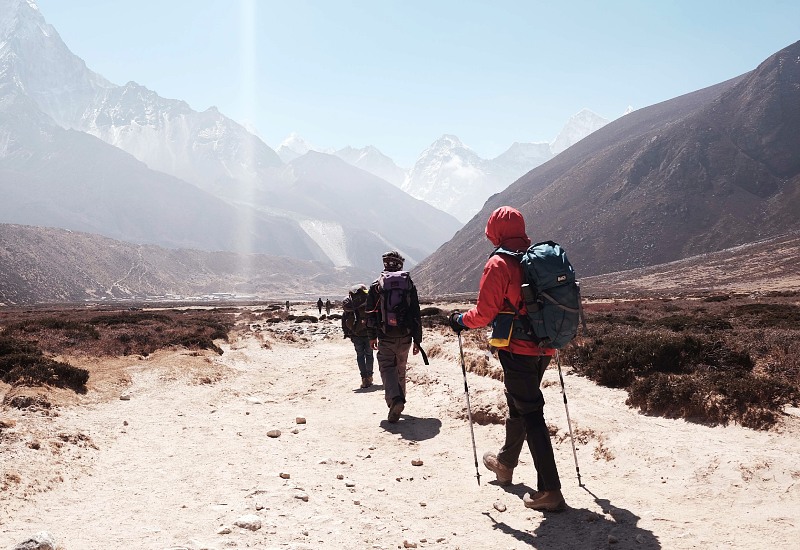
[461,256,510,328]
[410,284,423,345]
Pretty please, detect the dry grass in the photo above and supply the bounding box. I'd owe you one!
[563,294,800,429]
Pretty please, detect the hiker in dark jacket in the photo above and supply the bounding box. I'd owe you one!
[365,250,423,423]
[342,284,374,388]
[449,206,564,512]
[317,297,323,315]
[325,299,332,316]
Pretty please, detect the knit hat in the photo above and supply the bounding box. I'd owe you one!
[382,250,405,271]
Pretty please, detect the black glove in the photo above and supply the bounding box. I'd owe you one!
[449,312,466,334]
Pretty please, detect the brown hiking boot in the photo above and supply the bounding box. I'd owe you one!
[523,490,566,512]
[482,452,513,486]
[360,377,370,388]
[387,399,404,423]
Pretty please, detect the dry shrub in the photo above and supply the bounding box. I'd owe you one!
[627,371,796,429]
[425,343,443,359]
[0,334,88,392]
[729,303,800,329]
[565,295,800,429]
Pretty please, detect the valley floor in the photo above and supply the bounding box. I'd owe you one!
[1,306,799,549]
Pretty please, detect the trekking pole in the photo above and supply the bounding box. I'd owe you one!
[457,332,481,486]
[556,350,583,487]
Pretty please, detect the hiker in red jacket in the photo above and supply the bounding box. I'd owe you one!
[449,205,565,512]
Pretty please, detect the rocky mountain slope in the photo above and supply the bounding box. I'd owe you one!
[0,223,373,305]
[414,41,800,295]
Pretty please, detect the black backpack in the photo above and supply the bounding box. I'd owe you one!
[343,287,368,335]
[496,241,584,349]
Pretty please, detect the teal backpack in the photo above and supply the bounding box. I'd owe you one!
[496,241,584,349]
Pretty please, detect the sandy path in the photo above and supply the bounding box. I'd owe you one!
[2,320,800,549]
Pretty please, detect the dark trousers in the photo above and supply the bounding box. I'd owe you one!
[497,350,561,492]
[351,335,374,378]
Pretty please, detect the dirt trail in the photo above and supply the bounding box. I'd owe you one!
[2,319,800,549]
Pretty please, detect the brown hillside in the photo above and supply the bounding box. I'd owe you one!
[415,41,800,295]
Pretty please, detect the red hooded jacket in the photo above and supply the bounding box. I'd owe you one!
[460,206,555,356]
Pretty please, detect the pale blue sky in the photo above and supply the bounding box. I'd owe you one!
[36,0,800,167]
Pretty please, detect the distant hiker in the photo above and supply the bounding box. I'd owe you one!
[365,250,423,423]
[317,297,324,315]
[325,298,332,316]
[285,300,290,312]
[342,284,374,388]
[449,206,565,511]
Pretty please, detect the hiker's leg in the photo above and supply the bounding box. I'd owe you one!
[497,389,527,469]
[377,338,401,407]
[501,351,561,491]
[394,336,412,399]
[364,340,375,377]
[352,337,369,378]
[497,350,527,468]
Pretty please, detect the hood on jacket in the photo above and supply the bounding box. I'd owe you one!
[485,206,531,250]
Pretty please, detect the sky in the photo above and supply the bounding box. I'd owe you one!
[35,0,800,167]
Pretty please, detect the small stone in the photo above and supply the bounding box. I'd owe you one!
[119,394,131,401]
[123,420,128,426]
[608,534,619,544]
[336,474,344,480]
[403,541,418,548]
[267,430,281,438]
[291,428,300,434]
[493,500,506,512]
[302,530,309,536]
[354,500,361,505]
[411,459,423,466]
[636,534,646,544]
[217,526,232,534]
[436,538,446,543]
[296,417,306,424]
[12,531,55,550]
[295,492,309,502]
[234,514,262,531]
[280,472,290,479]
[419,502,427,507]
[344,480,355,487]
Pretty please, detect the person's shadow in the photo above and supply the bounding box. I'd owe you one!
[484,484,661,549]
[353,383,383,394]
[380,414,442,441]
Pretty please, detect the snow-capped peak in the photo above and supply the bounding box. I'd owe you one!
[550,109,609,155]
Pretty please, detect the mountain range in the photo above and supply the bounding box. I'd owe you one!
[413,40,800,295]
[0,0,460,273]
[277,110,611,222]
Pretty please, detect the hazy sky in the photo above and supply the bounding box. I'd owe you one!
[35,0,800,167]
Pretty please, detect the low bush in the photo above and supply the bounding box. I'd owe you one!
[627,371,797,429]
[0,335,88,392]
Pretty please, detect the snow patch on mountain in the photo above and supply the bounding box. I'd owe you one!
[299,219,350,267]
[550,109,609,155]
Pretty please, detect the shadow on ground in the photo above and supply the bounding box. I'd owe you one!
[379,414,442,441]
[483,484,661,549]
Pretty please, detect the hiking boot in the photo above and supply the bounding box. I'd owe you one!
[387,399,405,423]
[366,375,373,387]
[482,452,513,486]
[523,490,566,512]
[360,377,370,388]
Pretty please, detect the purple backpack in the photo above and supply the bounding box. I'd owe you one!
[378,271,411,328]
